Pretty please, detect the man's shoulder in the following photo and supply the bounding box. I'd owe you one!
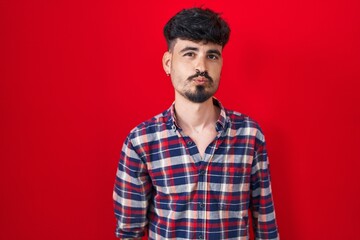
[127,109,170,139]
[225,108,262,130]
[225,108,266,141]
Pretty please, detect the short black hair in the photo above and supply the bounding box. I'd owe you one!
[163,8,230,50]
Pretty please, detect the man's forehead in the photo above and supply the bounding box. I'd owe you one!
[172,39,223,52]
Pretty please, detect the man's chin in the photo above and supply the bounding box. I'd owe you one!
[184,92,213,103]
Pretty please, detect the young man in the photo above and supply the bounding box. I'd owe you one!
[113,8,279,240]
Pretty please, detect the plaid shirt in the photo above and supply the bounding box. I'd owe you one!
[113,98,279,239]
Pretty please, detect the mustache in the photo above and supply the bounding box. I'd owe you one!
[187,71,213,82]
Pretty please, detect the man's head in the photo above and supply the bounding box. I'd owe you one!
[163,8,230,50]
[162,8,231,103]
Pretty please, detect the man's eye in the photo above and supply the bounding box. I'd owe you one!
[208,54,219,60]
[184,52,195,57]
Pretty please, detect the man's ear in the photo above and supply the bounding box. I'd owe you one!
[162,51,172,75]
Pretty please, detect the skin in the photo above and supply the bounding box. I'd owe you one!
[162,39,224,157]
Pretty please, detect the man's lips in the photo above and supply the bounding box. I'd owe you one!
[192,77,208,84]
[187,71,213,83]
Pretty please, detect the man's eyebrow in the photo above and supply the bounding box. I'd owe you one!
[179,47,199,53]
[207,49,222,56]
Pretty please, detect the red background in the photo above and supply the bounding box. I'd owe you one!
[1,0,359,239]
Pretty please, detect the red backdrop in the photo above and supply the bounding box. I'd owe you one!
[1,0,360,239]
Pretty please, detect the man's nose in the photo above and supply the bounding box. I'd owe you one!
[195,56,207,73]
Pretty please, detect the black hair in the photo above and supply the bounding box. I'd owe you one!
[163,8,231,49]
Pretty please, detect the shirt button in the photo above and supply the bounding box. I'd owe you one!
[199,202,205,209]
[187,141,193,145]
[198,234,204,239]
[200,170,205,175]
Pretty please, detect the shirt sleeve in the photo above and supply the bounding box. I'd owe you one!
[250,130,279,239]
[113,135,152,239]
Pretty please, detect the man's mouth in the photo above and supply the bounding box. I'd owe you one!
[187,71,213,83]
[192,77,209,84]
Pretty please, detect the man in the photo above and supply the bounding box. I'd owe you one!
[113,7,279,240]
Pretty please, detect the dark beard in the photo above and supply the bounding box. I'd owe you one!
[183,71,216,103]
[184,85,212,103]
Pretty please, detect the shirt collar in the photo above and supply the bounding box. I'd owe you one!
[166,97,228,132]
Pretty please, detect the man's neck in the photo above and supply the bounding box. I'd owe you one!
[174,94,219,133]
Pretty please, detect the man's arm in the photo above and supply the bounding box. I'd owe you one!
[113,135,152,239]
[250,131,279,239]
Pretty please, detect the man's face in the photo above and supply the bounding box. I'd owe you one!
[163,39,223,103]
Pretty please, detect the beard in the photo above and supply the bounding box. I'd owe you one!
[176,70,218,103]
[184,85,214,103]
